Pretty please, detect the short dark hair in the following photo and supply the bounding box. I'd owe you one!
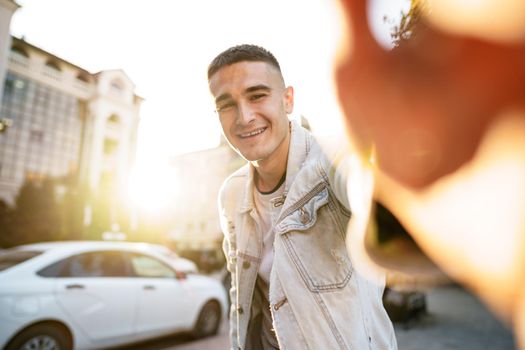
[207,44,281,80]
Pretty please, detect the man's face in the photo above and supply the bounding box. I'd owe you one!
[209,61,293,162]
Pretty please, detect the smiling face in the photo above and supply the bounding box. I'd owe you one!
[209,61,294,165]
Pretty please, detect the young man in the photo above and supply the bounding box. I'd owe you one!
[208,44,396,350]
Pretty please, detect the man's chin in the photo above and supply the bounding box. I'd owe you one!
[234,148,260,162]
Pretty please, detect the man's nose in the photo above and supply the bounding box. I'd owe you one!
[236,101,255,125]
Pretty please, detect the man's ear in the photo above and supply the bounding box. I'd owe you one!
[284,86,294,114]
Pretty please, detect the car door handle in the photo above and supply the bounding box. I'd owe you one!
[143,285,155,290]
[65,284,85,290]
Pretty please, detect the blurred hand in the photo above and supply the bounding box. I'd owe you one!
[335,0,525,342]
[336,0,525,189]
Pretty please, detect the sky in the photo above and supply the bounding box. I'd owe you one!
[8,0,408,206]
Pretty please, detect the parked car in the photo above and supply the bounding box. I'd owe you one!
[382,287,427,326]
[177,247,226,274]
[0,241,228,350]
[136,243,199,274]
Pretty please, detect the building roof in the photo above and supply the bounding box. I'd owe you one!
[10,36,142,100]
[11,36,91,77]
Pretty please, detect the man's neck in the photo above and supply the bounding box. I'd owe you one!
[254,162,287,193]
[253,131,290,193]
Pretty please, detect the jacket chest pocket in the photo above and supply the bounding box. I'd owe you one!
[275,187,352,292]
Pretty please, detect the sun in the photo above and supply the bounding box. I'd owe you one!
[127,162,177,212]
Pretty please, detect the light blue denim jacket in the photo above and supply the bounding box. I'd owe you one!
[218,121,397,350]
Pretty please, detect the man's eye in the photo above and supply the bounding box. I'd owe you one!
[249,94,266,102]
[217,102,235,112]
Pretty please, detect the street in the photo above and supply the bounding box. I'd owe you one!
[394,285,514,349]
[117,285,515,350]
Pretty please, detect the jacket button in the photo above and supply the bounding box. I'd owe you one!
[237,306,244,314]
[242,261,251,269]
[300,209,309,224]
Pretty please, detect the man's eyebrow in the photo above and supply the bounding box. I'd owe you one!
[215,84,271,105]
[245,84,271,94]
[215,93,232,105]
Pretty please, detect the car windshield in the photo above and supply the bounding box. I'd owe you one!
[0,250,43,272]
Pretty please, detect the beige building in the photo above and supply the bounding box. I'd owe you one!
[168,141,244,251]
[0,7,142,207]
[0,0,18,103]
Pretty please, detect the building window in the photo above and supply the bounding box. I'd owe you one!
[43,60,62,80]
[11,46,29,58]
[14,79,25,89]
[10,46,29,67]
[107,114,120,124]
[45,61,61,71]
[30,130,44,143]
[104,138,118,155]
[75,73,91,91]
[3,76,14,96]
[110,79,124,95]
[76,72,90,83]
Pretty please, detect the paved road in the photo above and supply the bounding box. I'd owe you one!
[394,285,515,350]
[120,285,514,350]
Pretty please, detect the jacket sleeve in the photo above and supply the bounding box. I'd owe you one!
[218,182,239,350]
[319,135,385,283]
[317,134,377,215]
[317,135,353,211]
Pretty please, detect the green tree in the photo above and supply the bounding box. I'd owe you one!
[7,180,55,245]
[0,199,15,248]
[390,0,426,46]
[0,176,85,247]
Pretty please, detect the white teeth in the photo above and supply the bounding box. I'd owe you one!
[240,128,265,138]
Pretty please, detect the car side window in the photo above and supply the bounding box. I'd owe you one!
[0,250,42,272]
[37,258,68,277]
[38,251,131,278]
[129,253,176,278]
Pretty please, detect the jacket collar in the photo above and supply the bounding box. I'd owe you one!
[285,120,310,193]
[238,120,309,214]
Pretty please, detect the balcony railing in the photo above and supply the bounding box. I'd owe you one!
[42,66,62,81]
[9,54,29,68]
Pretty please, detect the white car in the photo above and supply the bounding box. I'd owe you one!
[136,243,199,274]
[0,241,228,350]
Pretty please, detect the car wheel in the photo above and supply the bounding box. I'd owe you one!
[6,323,71,350]
[193,301,221,338]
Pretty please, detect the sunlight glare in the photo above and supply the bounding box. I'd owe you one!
[127,163,177,212]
